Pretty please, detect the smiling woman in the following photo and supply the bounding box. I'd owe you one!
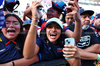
[3,16,21,40]
[0,13,25,63]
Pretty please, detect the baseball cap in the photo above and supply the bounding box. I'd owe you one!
[52,1,66,13]
[3,0,20,12]
[95,13,100,19]
[80,8,94,16]
[45,18,63,29]
[23,20,31,27]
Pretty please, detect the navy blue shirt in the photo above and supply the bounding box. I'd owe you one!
[0,33,23,63]
[36,38,64,61]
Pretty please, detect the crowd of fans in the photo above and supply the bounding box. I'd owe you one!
[0,0,100,66]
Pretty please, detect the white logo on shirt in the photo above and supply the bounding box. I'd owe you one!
[77,35,91,47]
[0,48,5,52]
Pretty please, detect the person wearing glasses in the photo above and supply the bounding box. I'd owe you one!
[0,14,39,66]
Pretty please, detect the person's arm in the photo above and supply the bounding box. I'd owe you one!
[23,1,42,59]
[22,13,28,21]
[0,55,39,66]
[78,48,98,60]
[83,44,100,53]
[67,58,81,66]
[65,1,82,42]
[23,7,32,20]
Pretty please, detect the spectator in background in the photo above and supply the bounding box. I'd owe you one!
[64,14,74,25]
[94,13,100,27]
[0,13,39,66]
[89,15,97,32]
[23,20,31,34]
[79,9,100,66]
[97,24,100,40]
[62,12,74,27]
[69,8,100,66]
[90,13,100,34]
[22,20,41,37]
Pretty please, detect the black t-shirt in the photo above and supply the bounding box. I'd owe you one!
[69,24,100,66]
[76,27,100,49]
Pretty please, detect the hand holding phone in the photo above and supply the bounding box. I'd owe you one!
[65,0,78,13]
[64,38,75,59]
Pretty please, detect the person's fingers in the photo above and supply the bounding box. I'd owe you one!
[63,46,77,58]
[74,0,78,3]
[63,45,77,53]
[64,44,76,48]
[65,1,79,15]
[32,1,41,7]
[63,54,74,57]
[63,48,76,53]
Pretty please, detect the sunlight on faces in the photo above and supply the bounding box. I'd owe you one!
[46,23,61,44]
[2,16,20,41]
[80,14,90,26]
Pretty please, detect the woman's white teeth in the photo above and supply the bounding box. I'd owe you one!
[50,34,56,36]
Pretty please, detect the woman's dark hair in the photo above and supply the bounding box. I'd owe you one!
[5,13,26,55]
[41,25,67,46]
[61,12,67,23]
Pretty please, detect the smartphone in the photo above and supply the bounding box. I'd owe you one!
[65,38,75,46]
[66,0,78,13]
[64,38,75,59]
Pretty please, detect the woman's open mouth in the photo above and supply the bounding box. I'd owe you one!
[50,33,57,39]
[7,30,15,35]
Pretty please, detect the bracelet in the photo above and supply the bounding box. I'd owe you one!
[32,16,39,22]
[31,23,39,28]
[97,54,100,61]
[11,61,15,66]
[32,16,38,19]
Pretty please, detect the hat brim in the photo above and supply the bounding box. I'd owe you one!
[45,21,62,29]
[23,24,30,27]
[81,10,94,16]
[45,18,63,29]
